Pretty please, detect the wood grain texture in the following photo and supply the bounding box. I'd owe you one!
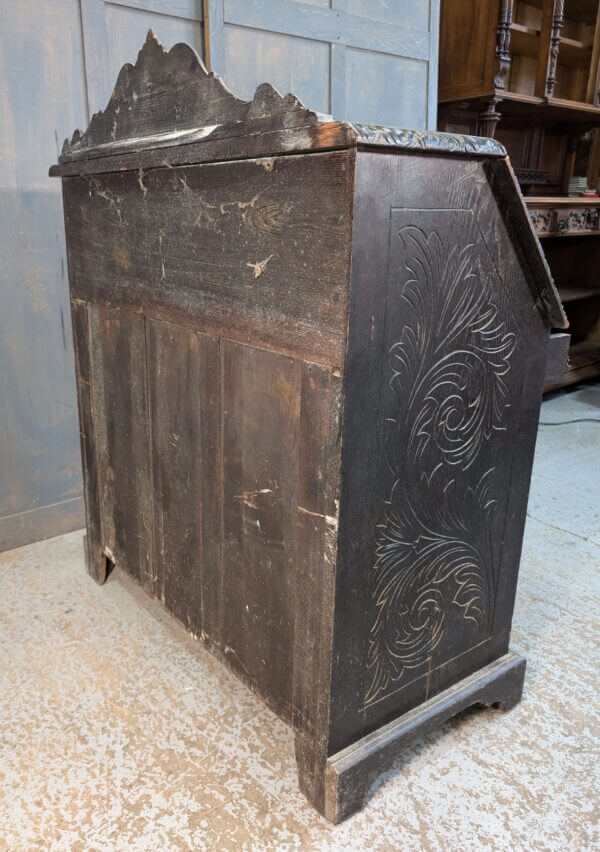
[224,0,430,59]
[324,652,526,822]
[88,306,153,588]
[146,319,220,639]
[543,332,572,389]
[293,362,343,809]
[56,37,561,822]
[60,31,317,163]
[63,150,354,367]
[328,149,550,755]
[70,300,104,582]
[220,340,301,721]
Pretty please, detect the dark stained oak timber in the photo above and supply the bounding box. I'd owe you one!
[544,332,572,389]
[53,32,565,822]
[146,320,221,640]
[324,652,527,823]
[70,301,104,584]
[63,150,354,368]
[88,306,153,590]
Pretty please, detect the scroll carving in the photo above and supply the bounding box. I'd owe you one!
[365,225,515,707]
[348,124,507,157]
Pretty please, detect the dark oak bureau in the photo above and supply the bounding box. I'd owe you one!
[51,32,567,821]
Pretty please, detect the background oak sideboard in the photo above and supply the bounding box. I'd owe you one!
[439,0,600,389]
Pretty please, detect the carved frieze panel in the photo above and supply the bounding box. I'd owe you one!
[528,205,600,236]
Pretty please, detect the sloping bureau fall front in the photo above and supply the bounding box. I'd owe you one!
[51,32,567,822]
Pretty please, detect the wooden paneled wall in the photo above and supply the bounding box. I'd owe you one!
[205,0,440,130]
[0,0,439,551]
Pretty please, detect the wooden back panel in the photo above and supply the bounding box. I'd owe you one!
[66,150,352,721]
[64,150,353,367]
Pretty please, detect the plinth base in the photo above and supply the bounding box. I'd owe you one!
[317,652,526,823]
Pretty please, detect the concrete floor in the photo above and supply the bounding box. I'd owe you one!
[1,384,599,851]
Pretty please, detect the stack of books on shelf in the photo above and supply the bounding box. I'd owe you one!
[568,176,591,197]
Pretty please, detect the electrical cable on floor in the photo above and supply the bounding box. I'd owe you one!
[538,418,600,426]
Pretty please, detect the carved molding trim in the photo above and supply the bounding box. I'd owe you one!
[528,205,600,235]
[514,168,549,185]
[529,209,558,233]
[349,124,507,157]
[365,224,515,707]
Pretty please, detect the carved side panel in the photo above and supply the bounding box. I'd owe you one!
[364,209,518,709]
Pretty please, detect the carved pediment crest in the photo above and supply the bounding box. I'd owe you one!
[61,30,319,162]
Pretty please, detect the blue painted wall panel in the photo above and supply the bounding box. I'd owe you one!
[0,0,89,548]
[343,47,429,128]
[224,25,331,113]
[0,0,438,549]
[215,0,439,129]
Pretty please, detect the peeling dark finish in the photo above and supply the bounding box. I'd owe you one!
[63,151,353,368]
[54,34,559,823]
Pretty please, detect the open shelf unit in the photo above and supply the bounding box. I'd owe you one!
[554,2,598,101]
[439,1,600,390]
[439,0,600,119]
[531,226,600,389]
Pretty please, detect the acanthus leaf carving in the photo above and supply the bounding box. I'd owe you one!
[365,225,515,707]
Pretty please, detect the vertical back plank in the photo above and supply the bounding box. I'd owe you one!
[89,306,153,589]
[146,319,221,641]
[70,300,104,582]
[293,362,342,805]
[221,340,301,719]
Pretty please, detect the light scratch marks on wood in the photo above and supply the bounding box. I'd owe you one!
[137,169,148,197]
[220,190,265,221]
[234,488,274,509]
[247,254,274,279]
[298,506,338,528]
[87,177,123,224]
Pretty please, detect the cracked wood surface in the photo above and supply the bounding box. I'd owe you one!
[64,150,354,368]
